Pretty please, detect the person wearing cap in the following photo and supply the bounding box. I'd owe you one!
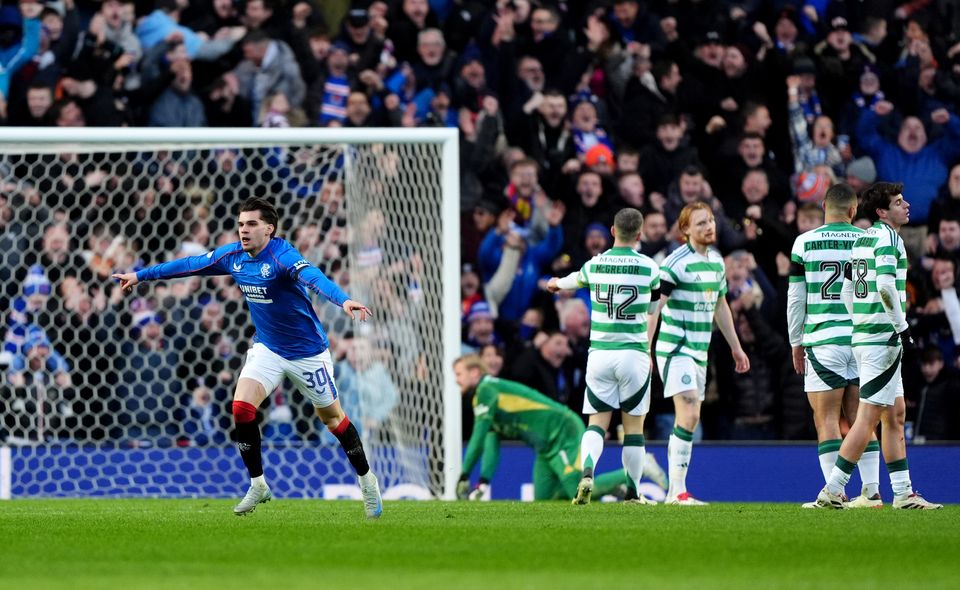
[7,326,71,390]
[572,222,612,273]
[813,16,876,120]
[840,63,886,137]
[4,265,55,360]
[306,38,351,125]
[336,6,387,74]
[789,55,824,126]
[845,156,877,193]
[463,301,499,353]
[678,30,726,125]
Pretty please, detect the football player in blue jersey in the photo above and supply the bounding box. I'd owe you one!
[113,197,382,518]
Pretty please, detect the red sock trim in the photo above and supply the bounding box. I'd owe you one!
[232,401,258,423]
[329,415,351,435]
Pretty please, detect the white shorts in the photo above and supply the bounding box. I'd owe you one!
[583,349,652,416]
[656,355,707,400]
[853,345,904,407]
[238,342,339,408]
[804,344,858,393]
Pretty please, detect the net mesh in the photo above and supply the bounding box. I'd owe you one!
[0,140,447,498]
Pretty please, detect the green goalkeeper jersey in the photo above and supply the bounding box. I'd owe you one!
[462,375,582,480]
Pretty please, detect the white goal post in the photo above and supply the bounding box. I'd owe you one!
[0,127,461,500]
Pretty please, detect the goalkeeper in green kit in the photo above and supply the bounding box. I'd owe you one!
[455,354,664,500]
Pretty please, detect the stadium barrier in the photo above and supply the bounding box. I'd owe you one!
[3,442,958,502]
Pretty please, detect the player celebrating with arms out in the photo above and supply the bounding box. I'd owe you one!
[113,197,382,518]
[813,182,942,510]
[650,202,750,505]
[787,183,882,508]
[547,208,662,505]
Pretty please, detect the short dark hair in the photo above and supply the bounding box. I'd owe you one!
[657,113,681,128]
[27,81,52,94]
[823,182,857,212]
[921,347,943,364]
[243,29,271,46]
[939,217,960,228]
[797,202,825,218]
[239,197,279,238]
[614,208,643,238]
[651,60,676,84]
[858,182,904,223]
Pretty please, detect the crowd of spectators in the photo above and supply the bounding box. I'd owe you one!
[2,0,960,444]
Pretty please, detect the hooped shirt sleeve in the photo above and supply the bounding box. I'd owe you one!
[873,229,899,277]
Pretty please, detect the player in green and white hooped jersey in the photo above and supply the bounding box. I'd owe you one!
[649,202,750,506]
[786,183,882,509]
[547,208,661,505]
[813,182,942,509]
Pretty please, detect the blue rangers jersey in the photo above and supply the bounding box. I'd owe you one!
[136,238,349,359]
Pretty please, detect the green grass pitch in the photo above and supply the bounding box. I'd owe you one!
[1,500,957,590]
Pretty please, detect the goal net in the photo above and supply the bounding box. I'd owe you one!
[0,128,461,500]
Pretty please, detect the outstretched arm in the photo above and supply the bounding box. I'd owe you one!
[296,265,370,318]
[112,250,231,292]
[546,270,584,293]
[277,245,372,320]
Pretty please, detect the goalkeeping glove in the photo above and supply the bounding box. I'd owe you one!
[456,475,471,500]
[899,328,916,362]
[467,482,489,501]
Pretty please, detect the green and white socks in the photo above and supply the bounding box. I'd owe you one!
[827,454,912,498]
[859,441,881,497]
[818,439,880,496]
[817,439,842,481]
[622,434,645,494]
[580,425,605,478]
[667,426,694,498]
[887,458,913,497]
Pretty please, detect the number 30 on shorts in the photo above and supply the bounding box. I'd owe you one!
[302,367,335,397]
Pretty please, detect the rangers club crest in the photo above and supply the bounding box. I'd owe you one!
[260,263,272,278]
